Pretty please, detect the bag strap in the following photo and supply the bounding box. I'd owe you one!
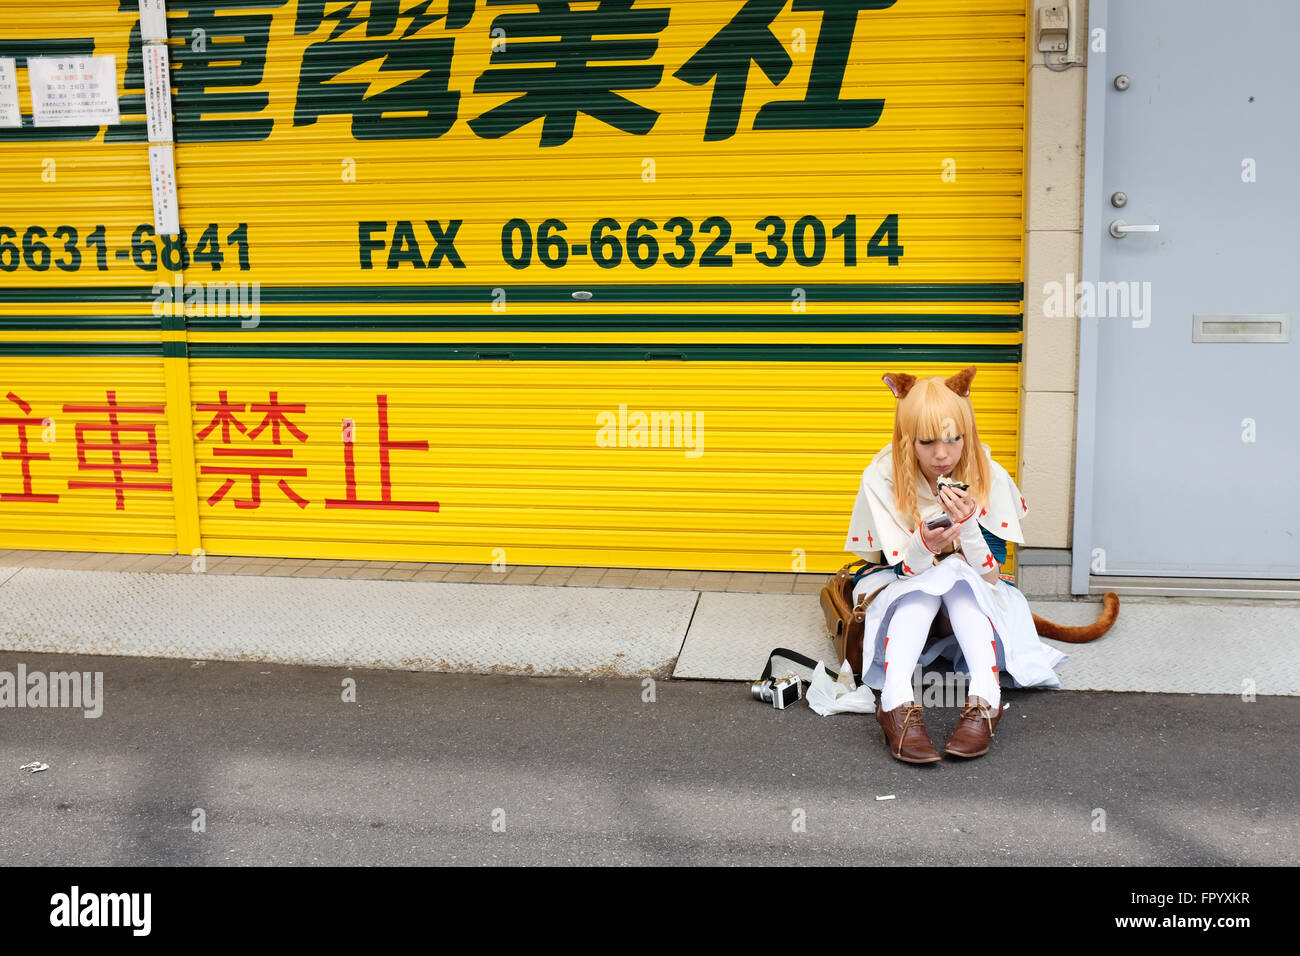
[837,555,892,590]
[760,648,849,683]
[850,560,891,589]
[767,561,890,686]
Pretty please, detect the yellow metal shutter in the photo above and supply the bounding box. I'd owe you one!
[1,1,1028,573]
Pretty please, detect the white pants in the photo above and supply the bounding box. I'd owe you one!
[880,580,1002,712]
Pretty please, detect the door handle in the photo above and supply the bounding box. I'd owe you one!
[1109,219,1160,238]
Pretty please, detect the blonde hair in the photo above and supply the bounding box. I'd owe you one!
[890,376,991,526]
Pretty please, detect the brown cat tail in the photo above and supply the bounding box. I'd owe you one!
[1031,591,1120,643]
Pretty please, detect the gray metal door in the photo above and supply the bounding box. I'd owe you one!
[1081,0,1298,580]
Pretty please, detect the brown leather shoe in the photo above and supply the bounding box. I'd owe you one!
[944,695,1003,758]
[876,701,942,764]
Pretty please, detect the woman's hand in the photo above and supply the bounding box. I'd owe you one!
[940,487,998,584]
[919,514,962,553]
[939,486,977,524]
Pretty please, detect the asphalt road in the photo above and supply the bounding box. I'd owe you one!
[1,651,1296,866]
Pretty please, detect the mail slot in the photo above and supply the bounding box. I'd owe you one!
[1192,314,1290,343]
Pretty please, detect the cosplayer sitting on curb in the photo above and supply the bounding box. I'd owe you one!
[844,366,1067,764]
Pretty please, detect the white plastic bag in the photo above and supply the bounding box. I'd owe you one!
[806,659,876,716]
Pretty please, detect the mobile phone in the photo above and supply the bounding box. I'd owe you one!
[925,513,953,530]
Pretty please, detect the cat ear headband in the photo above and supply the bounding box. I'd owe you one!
[881,366,977,400]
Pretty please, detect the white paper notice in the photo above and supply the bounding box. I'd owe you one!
[28,55,120,127]
[139,0,169,43]
[0,58,20,127]
[149,144,180,236]
[143,44,172,142]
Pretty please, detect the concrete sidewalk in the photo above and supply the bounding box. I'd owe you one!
[0,549,1297,695]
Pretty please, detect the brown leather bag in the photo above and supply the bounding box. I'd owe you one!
[819,559,891,676]
[819,557,957,675]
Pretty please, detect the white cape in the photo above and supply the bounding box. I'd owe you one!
[844,442,1029,567]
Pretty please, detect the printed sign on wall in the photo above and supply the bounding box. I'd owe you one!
[27,55,120,127]
[0,58,20,128]
[148,143,179,235]
[138,0,169,43]
[143,44,172,143]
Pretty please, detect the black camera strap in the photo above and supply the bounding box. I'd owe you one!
[759,648,853,683]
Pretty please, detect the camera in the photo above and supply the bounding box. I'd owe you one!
[751,675,803,709]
